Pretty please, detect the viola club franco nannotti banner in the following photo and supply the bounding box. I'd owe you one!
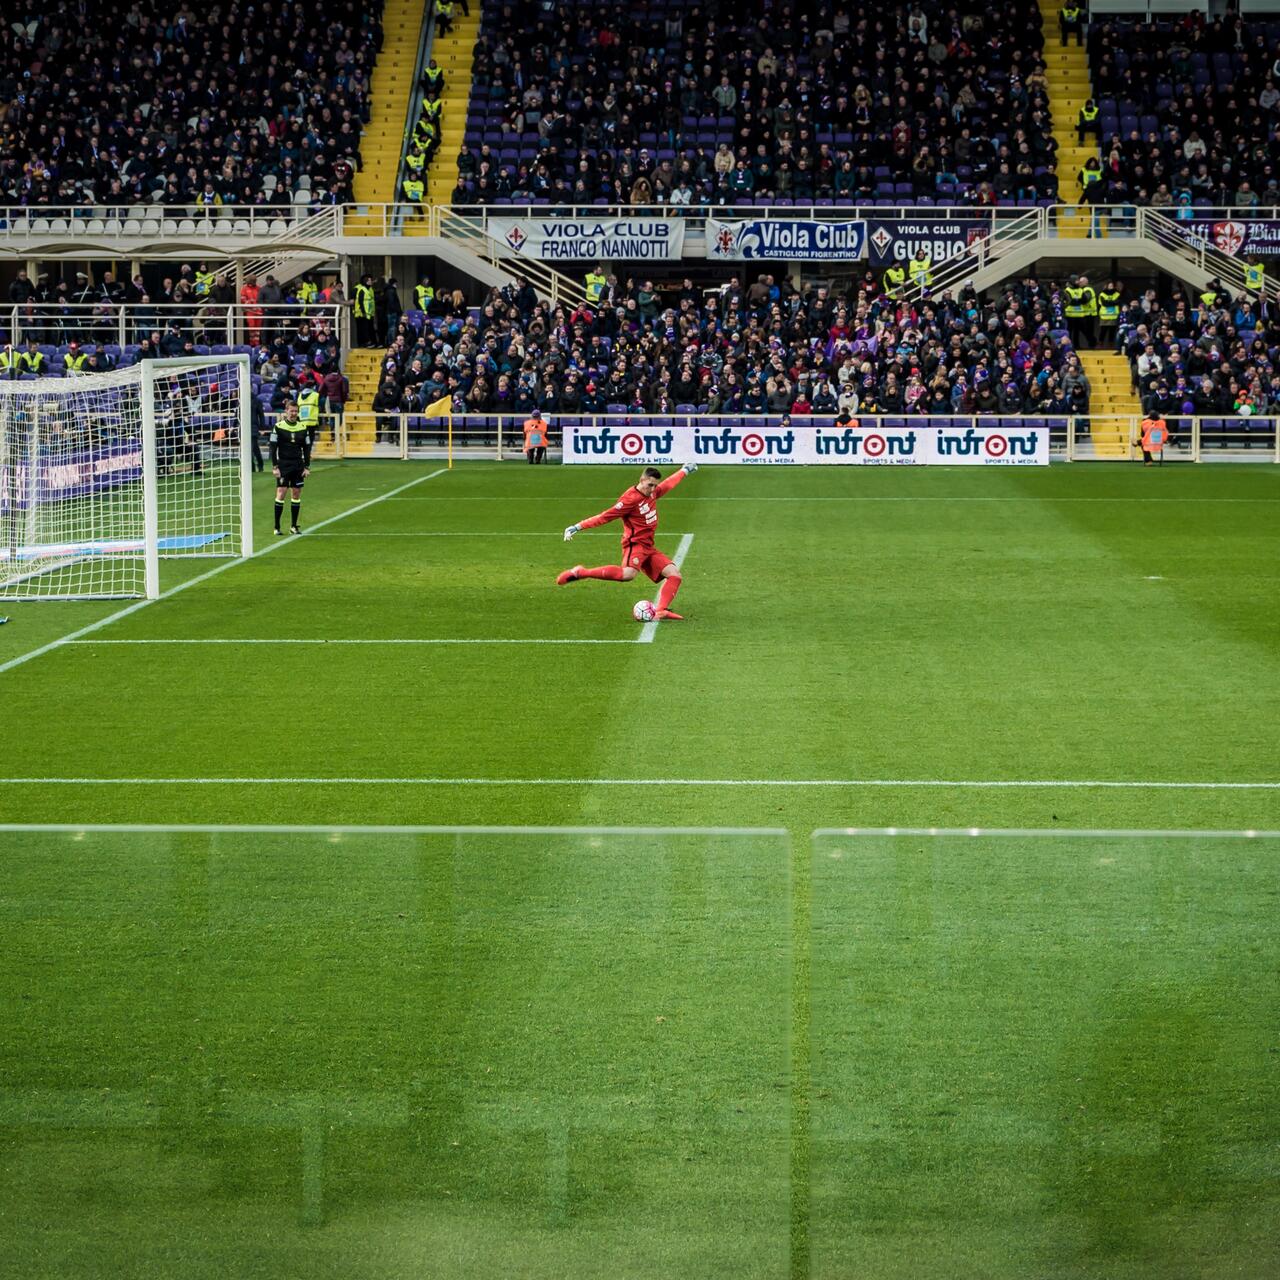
[486,218,687,260]
[706,217,866,260]
[563,422,1049,466]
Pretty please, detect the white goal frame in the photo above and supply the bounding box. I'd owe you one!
[1,355,253,600]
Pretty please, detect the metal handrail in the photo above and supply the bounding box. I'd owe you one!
[2,303,343,350]
[1139,209,1280,301]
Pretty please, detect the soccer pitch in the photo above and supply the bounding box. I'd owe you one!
[1,461,1278,1278]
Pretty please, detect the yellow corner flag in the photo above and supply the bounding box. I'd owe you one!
[423,394,454,468]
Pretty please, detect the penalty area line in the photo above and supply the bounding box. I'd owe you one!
[0,467,450,678]
[637,533,694,643]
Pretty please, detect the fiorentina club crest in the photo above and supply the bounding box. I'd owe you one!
[713,227,736,257]
[505,224,527,252]
[1211,220,1245,256]
[869,226,893,255]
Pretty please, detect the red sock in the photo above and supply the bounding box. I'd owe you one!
[658,573,682,610]
[578,565,626,581]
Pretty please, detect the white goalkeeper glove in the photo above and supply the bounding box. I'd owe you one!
[681,461,698,475]
[563,523,580,542]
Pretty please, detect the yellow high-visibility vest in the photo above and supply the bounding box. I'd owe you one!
[297,390,321,424]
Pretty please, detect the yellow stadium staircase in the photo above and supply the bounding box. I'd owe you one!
[1078,351,1139,457]
[352,0,429,214]
[1039,0,1094,240]
[342,349,386,456]
[417,7,482,226]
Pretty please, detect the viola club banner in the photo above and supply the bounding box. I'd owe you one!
[707,217,866,261]
[867,218,991,270]
[1174,219,1280,257]
[563,422,1049,466]
[486,218,686,260]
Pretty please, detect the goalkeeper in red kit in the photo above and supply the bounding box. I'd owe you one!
[557,462,697,620]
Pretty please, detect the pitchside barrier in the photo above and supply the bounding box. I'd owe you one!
[318,411,1280,464]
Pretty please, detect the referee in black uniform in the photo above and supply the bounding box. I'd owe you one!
[270,399,312,535]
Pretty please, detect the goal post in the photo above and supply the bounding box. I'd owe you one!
[0,354,253,601]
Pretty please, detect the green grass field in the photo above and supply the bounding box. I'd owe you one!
[1,460,1277,1278]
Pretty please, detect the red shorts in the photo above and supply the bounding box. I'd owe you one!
[624,545,673,582]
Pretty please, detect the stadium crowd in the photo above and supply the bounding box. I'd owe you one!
[1084,14,1280,210]
[452,0,1060,207]
[0,0,382,207]
[360,271,1280,423]
[1118,280,1280,418]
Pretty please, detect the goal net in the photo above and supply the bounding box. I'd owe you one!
[0,356,252,600]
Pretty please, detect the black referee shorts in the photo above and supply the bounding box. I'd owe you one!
[276,466,306,489]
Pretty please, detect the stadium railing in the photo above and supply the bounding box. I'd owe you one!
[1,304,343,356]
[322,411,1280,464]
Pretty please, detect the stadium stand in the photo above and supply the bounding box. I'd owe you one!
[1087,14,1280,210]
[0,0,383,207]
[366,273,1098,420]
[453,1,1060,207]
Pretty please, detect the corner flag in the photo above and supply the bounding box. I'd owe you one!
[424,394,454,468]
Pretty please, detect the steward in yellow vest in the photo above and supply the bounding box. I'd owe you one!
[20,344,46,374]
[584,271,607,303]
[1060,3,1083,44]
[1077,99,1099,143]
[415,281,435,312]
[908,250,932,288]
[883,264,906,297]
[1244,262,1265,294]
[403,176,425,204]
[297,388,321,428]
[422,60,445,94]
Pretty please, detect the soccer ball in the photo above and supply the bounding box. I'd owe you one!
[633,600,657,622]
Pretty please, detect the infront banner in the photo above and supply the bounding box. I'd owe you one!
[1174,218,1280,257]
[867,218,991,271]
[563,422,1049,466]
[486,217,686,260]
[707,217,866,261]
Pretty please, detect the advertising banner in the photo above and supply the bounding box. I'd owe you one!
[485,218,686,260]
[866,218,991,271]
[0,443,142,513]
[706,217,866,261]
[1173,218,1280,257]
[562,422,1049,466]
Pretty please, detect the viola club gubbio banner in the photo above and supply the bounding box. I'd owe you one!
[562,422,1050,465]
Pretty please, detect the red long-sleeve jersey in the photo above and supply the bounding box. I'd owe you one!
[577,468,686,549]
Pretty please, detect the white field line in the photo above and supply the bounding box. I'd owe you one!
[68,638,634,646]
[0,823,1267,839]
[0,777,1276,790]
[814,827,1279,838]
[310,531,591,536]
[0,468,449,678]
[638,533,694,643]
[0,823,788,836]
[384,495,1279,503]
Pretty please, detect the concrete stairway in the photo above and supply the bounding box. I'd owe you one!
[1039,0,1095,240]
[343,349,386,456]
[418,8,482,222]
[1078,350,1138,457]
[352,0,429,211]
